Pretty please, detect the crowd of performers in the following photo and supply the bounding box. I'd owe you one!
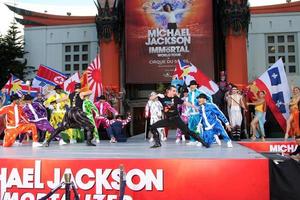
[0,83,131,147]
[144,78,300,149]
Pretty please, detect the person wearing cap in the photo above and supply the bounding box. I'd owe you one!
[0,94,42,147]
[22,94,57,144]
[44,83,96,146]
[95,95,118,129]
[145,91,166,142]
[82,91,100,144]
[149,85,209,148]
[186,80,213,145]
[195,93,233,148]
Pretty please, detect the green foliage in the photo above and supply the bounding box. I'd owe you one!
[0,22,29,87]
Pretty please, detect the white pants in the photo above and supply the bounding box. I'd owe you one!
[229,106,242,127]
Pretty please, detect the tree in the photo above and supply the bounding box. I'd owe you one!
[0,22,33,87]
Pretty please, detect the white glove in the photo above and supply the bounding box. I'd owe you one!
[157,94,164,98]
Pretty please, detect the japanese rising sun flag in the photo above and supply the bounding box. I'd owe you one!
[254,58,290,131]
[85,54,103,102]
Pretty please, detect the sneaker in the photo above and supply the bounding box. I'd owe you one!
[96,139,100,144]
[175,138,180,143]
[70,139,77,144]
[196,142,203,147]
[162,137,167,141]
[110,138,117,143]
[149,137,154,142]
[32,142,43,148]
[186,141,197,146]
[13,141,22,146]
[59,139,67,146]
[181,135,186,142]
[214,135,221,146]
[227,141,233,148]
[150,142,161,148]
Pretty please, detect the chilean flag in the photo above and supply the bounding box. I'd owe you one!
[64,72,81,93]
[32,64,67,87]
[254,58,290,131]
[172,59,219,95]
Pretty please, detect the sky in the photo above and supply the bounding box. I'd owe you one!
[0,0,298,34]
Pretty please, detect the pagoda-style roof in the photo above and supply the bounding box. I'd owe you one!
[6,4,95,27]
[251,1,300,14]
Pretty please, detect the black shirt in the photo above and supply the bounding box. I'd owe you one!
[69,92,84,108]
[158,95,184,118]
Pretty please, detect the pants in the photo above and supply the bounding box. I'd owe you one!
[3,123,38,147]
[167,23,177,30]
[229,106,243,127]
[87,114,99,140]
[150,115,164,139]
[176,115,188,138]
[47,108,94,144]
[188,114,200,142]
[107,121,122,139]
[150,115,204,145]
[203,122,231,145]
[96,116,110,129]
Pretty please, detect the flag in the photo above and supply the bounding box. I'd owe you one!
[64,72,81,93]
[32,64,67,88]
[254,58,290,131]
[172,59,219,95]
[3,74,41,97]
[86,55,103,101]
[3,74,23,94]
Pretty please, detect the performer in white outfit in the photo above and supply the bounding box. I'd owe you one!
[226,86,246,141]
[145,92,166,142]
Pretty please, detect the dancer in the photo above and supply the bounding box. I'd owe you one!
[95,95,118,129]
[149,85,209,148]
[284,86,300,141]
[44,83,96,146]
[0,94,42,147]
[22,94,56,143]
[187,80,213,145]
[247,91,266,141]
[83,92,100,143]
[195,94,233,147]
[107,113,131,143]
[226,86,247,141]
[145,92,166,142]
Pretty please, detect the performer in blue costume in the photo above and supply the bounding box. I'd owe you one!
[195,93,233,148]
[186,80,213,145]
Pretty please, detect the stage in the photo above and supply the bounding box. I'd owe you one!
[1,133,297,200]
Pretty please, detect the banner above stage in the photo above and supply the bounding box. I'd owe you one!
[125,0,214,83]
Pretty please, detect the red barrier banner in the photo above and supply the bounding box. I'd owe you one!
[0,159,269,200]
[239,141,298,153]
[125,0,214,83]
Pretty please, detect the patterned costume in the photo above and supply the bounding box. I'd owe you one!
[95,99,118,128]
[145,98,165,140]
[0,100,39,147]
[83,98,100,141]
[195,102,232,146]
[23,100,55,141]
[176,96,188,141]
[45,86,96,146]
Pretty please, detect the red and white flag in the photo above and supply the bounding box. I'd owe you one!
[63,72,81,94]
[172,59,219,95]
[86,54,103,102]
[254,58,290,131]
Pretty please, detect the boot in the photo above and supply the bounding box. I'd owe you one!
[150,131,161,148]
[86,130,96,146]
[236,126,241,141]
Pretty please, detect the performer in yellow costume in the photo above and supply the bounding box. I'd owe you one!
[44,85,70,144]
